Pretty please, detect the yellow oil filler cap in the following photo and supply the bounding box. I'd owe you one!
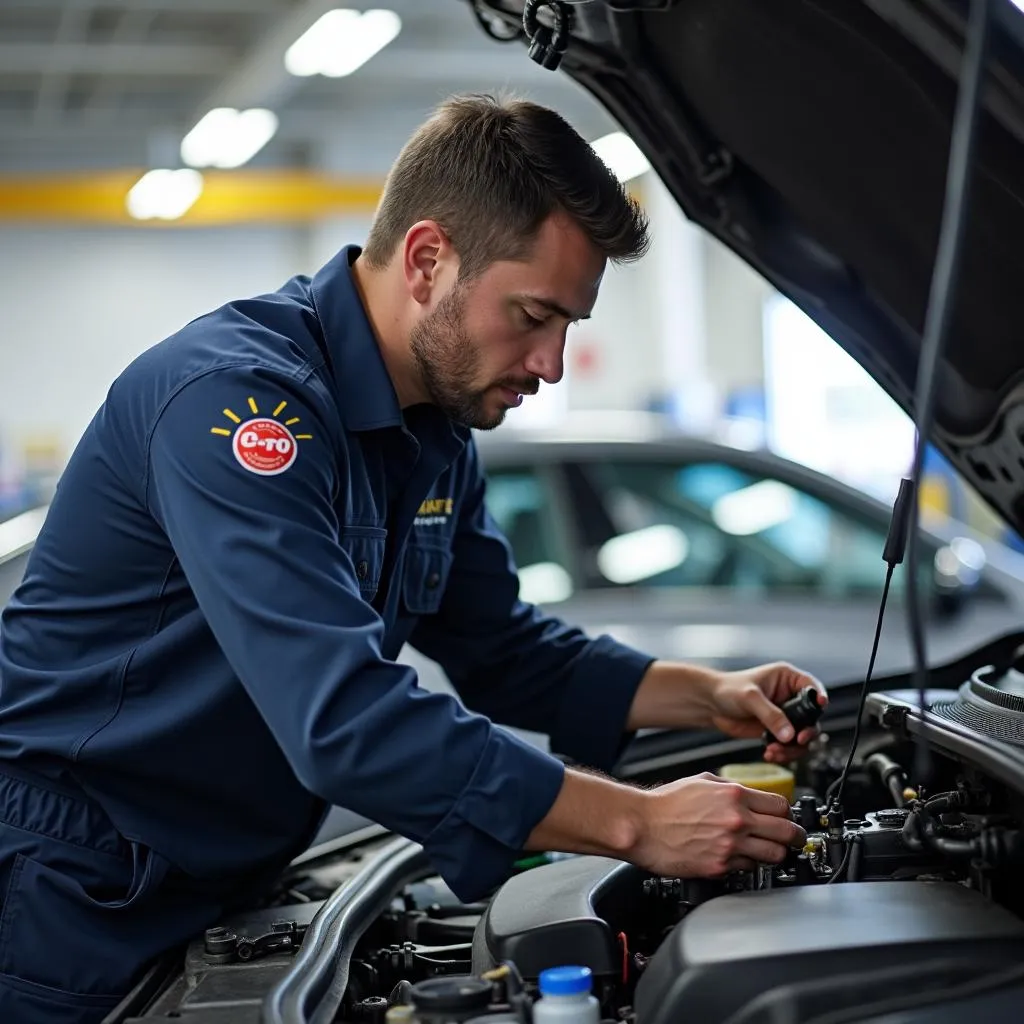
[717,762,795,804]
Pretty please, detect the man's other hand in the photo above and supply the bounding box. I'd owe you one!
[709,662,828,763]
[627,659,827,763]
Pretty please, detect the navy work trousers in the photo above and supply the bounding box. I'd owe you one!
[0,769,224,1024]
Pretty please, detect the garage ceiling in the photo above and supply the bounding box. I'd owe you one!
[0,0,613,174]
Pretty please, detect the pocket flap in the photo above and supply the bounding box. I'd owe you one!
[402,545,453,615]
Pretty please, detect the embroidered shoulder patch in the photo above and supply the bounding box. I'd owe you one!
[210,396,313,477]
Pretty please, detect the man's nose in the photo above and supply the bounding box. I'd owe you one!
[523,332,565,386]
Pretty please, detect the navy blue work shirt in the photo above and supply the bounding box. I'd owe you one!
[0,246,653,901]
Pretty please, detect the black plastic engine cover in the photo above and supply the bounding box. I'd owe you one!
[635,880,1024,1024]
[472,856,646,981]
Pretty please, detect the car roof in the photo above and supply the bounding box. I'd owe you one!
[474,416,892,517]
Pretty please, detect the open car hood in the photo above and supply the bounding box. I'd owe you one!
[469,0,1024,533]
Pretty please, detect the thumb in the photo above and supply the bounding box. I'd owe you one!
[742,686,794,744]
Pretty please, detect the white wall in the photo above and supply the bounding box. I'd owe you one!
[703,232,774,397]
[0,225,309,479]
[307,215,374,270]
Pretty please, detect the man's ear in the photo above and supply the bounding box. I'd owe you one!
[402,220,457,306]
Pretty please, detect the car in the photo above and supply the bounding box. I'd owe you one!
[26,2,1024,1021]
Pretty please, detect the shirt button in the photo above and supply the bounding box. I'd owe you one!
[356,560,369,581]
[425,571,441,589]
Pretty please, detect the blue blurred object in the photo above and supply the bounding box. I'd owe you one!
[724,386,767,424]
[1002,527,1024,553]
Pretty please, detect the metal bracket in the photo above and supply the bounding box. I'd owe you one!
[203,920,307,964]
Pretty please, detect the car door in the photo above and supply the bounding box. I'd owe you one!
[543,454,1012,688]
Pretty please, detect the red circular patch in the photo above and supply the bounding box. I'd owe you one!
[232,418,298,476]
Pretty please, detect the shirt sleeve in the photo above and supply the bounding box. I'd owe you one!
[145,364,565,901]
[409,440,655,773]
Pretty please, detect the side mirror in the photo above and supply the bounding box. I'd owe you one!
[932,536,986,615]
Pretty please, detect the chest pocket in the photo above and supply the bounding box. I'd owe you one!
[339,526,387,600]
[402,543,454,616]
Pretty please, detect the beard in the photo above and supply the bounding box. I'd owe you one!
[409,283,539,431]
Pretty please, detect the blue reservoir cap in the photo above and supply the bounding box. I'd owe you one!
[538,966,593,996]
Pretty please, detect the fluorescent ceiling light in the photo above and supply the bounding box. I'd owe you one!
[181,107,279,169]
[591,131,651,183]
[0,505,48,562]
[711,480,797,536]
[285,9,401,78]
[518,562,573,605]
[597,525,689,585]
[126,169,204,221]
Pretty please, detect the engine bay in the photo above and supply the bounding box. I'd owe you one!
[108,637,1024,1024]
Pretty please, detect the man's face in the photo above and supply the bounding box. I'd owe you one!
[409,211,606,430]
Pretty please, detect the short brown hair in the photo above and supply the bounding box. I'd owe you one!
[362,93,650,278]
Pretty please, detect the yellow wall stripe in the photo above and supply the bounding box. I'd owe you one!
[0,170,641,227]
[0,169,383,226]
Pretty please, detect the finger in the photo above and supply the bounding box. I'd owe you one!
[748,811,807,849]
[735,836,792,865]
[711,716,765,740]
[776,664,829,702]
[764,737,817,762]
[725,856,758,873]
[740,787,792,817]
[804,675,829,704]
[764,748,806,765]
[738,688,795,744]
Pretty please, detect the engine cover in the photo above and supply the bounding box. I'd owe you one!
[472,856,646,981]
[635,880,1024,1024]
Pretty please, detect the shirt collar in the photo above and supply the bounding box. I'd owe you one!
[309,245,403,432]
[309,245,470,463]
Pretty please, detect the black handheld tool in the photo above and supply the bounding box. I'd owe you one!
[764,687,825,745]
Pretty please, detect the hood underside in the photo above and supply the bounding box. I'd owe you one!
[472,0,1024,532]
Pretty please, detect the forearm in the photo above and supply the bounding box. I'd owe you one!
[524,767,646,858]
[625,660,721,732]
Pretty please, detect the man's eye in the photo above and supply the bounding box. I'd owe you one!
[520,308,545,329]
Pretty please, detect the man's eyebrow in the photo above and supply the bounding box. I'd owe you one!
[518,295,591,321]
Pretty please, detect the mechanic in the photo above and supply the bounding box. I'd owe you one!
[0,94,823,1023]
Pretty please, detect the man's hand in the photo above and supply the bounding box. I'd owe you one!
[709,663,828,764]
[626,660,828,763]
[632,772,806,876]
[525,768,806,877]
